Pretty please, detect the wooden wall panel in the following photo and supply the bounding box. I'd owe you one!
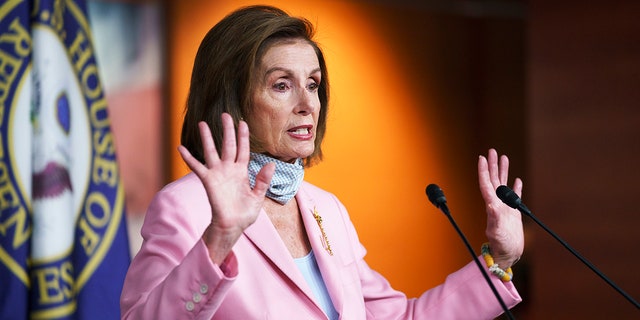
[528,1,640,318]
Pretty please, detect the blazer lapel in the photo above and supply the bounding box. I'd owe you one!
[242,208,318,305]
[297,186,346,317]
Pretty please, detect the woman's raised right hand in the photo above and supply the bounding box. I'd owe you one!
[178,113,275,265]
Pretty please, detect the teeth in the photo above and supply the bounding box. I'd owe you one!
[291,128,309,134]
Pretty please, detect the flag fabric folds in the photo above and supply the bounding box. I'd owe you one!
[1,0,131,318]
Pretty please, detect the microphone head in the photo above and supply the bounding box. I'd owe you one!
[496,185,521,209]
[426,184,447,208]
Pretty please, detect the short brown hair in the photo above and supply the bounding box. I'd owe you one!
[181,5,329,167]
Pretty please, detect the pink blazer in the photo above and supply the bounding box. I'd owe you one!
[121,173,521,319]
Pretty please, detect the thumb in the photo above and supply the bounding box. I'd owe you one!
[252,162,275,197]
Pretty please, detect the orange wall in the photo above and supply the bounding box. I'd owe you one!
[166,0,516,298]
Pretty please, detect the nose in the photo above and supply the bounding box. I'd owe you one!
[294,88,317,116]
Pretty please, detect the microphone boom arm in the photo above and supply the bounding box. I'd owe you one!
[496,185,640,310]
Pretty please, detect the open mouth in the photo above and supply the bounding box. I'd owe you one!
[288,127,310,135]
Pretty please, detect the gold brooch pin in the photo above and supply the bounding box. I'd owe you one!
[313,207,333,256]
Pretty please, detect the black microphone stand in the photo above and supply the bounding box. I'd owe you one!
[427,184,516,320]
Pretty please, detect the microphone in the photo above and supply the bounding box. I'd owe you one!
[495,185,531,215]
[496,185,640,310]
[426,184,449,212]
[426,184,516,320]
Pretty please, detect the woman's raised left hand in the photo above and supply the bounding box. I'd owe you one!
[478,148,524,269]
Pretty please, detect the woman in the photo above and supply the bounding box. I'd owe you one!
[120,5,524,319]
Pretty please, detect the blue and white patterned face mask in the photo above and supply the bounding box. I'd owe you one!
[248,152,304,205]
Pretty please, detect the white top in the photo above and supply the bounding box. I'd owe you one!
[294,250,339,320]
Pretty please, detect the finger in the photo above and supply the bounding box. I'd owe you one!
[512,177,523,197]
[178,145,207,176]
[252,162,275,197]
[220,113,238,162]
[499,154,509,185]
[198,121,220,166]
[487,148,500,186]
[236,120,250,164]
[477,155,494,200]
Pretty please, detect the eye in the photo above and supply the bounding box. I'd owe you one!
[307,81,319,91]
[273,82,287,91]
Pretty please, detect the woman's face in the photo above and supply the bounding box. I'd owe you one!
[248,39,321,163]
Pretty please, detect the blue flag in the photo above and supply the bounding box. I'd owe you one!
[0,0,131,319]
